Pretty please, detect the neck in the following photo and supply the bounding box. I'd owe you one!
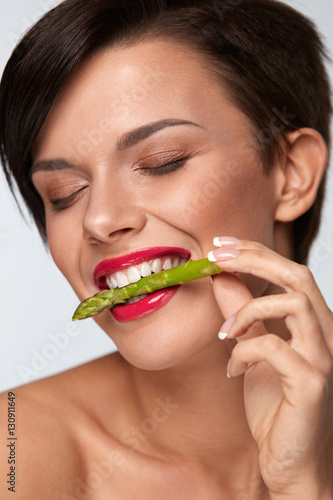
[128,339,259,479]
[125,316,287,496]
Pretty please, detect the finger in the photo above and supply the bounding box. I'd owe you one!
[212,271,267,341]
[209,238,333,348]
[224,292,332,373]
[230,335,333,472]
[229,333,327,396]
[209,238,313,293]
[228,335,329,440]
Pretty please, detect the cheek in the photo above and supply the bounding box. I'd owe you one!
[46,216,81,287]
[156,155,275,248]
[207,161,275,243]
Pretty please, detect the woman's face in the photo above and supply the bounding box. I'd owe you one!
[32,40,279,369]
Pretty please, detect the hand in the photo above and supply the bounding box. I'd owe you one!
[208,237,333,499]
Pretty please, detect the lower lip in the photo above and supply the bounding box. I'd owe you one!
[109,286,180,322]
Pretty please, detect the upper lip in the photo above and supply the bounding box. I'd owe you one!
[93,246,191,290]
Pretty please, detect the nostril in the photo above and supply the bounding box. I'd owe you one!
[108,227,136,238]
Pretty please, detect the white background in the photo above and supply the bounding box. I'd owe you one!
[0,0,332,391]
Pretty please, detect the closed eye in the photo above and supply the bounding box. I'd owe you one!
[49,185,88,211]
[135,156,188,176]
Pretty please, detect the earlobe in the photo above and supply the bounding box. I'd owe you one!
[274,128,328,222]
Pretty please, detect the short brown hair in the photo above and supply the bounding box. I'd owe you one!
[0,0,331,263]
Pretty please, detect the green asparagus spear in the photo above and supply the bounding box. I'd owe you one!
[72,258,223,321]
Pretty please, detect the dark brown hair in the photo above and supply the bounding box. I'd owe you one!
[0,0,331,263]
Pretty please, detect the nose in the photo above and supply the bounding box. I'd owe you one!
[82,175,147,244]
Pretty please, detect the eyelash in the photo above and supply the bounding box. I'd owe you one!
[48,156,187,211]
[49,186,87,211]
[136,156,187,176]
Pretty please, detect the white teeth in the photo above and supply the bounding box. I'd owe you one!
[106,275,118,289]
[105,255,189,290]
[115,271,130,288]
[111,276,118,288]
[151,258,162,273]
[127,265,142,283]
[162,258,172,270]
[126,294,148,305]
[140,262,152,277]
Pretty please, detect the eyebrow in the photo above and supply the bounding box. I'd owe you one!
[30,159,75,176]
[30,118,203,175]
[116,118,203,150]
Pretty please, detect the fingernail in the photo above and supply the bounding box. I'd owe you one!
[207,248,239,262]
[213,237,242,247]
[210,276,214,284]
[219,314,236,340]
[227,359,231,379]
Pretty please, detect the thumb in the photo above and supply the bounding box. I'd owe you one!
[212,272,267,341]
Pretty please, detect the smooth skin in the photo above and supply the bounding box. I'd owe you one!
[0,39,332,499]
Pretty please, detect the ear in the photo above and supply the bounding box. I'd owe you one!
[274,128,328,222]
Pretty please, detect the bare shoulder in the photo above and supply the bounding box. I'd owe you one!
[0,352,126,499]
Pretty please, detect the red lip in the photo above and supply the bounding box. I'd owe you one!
[94,246,191,290]
[110,287,180,323]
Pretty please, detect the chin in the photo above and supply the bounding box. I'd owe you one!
[97,305,223,372]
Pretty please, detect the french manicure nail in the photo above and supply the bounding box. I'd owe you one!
[219,314,236,339]
[213,236,242,247]
[207,248,239,262]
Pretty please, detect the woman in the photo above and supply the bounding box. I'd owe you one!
[0,0,332,498]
